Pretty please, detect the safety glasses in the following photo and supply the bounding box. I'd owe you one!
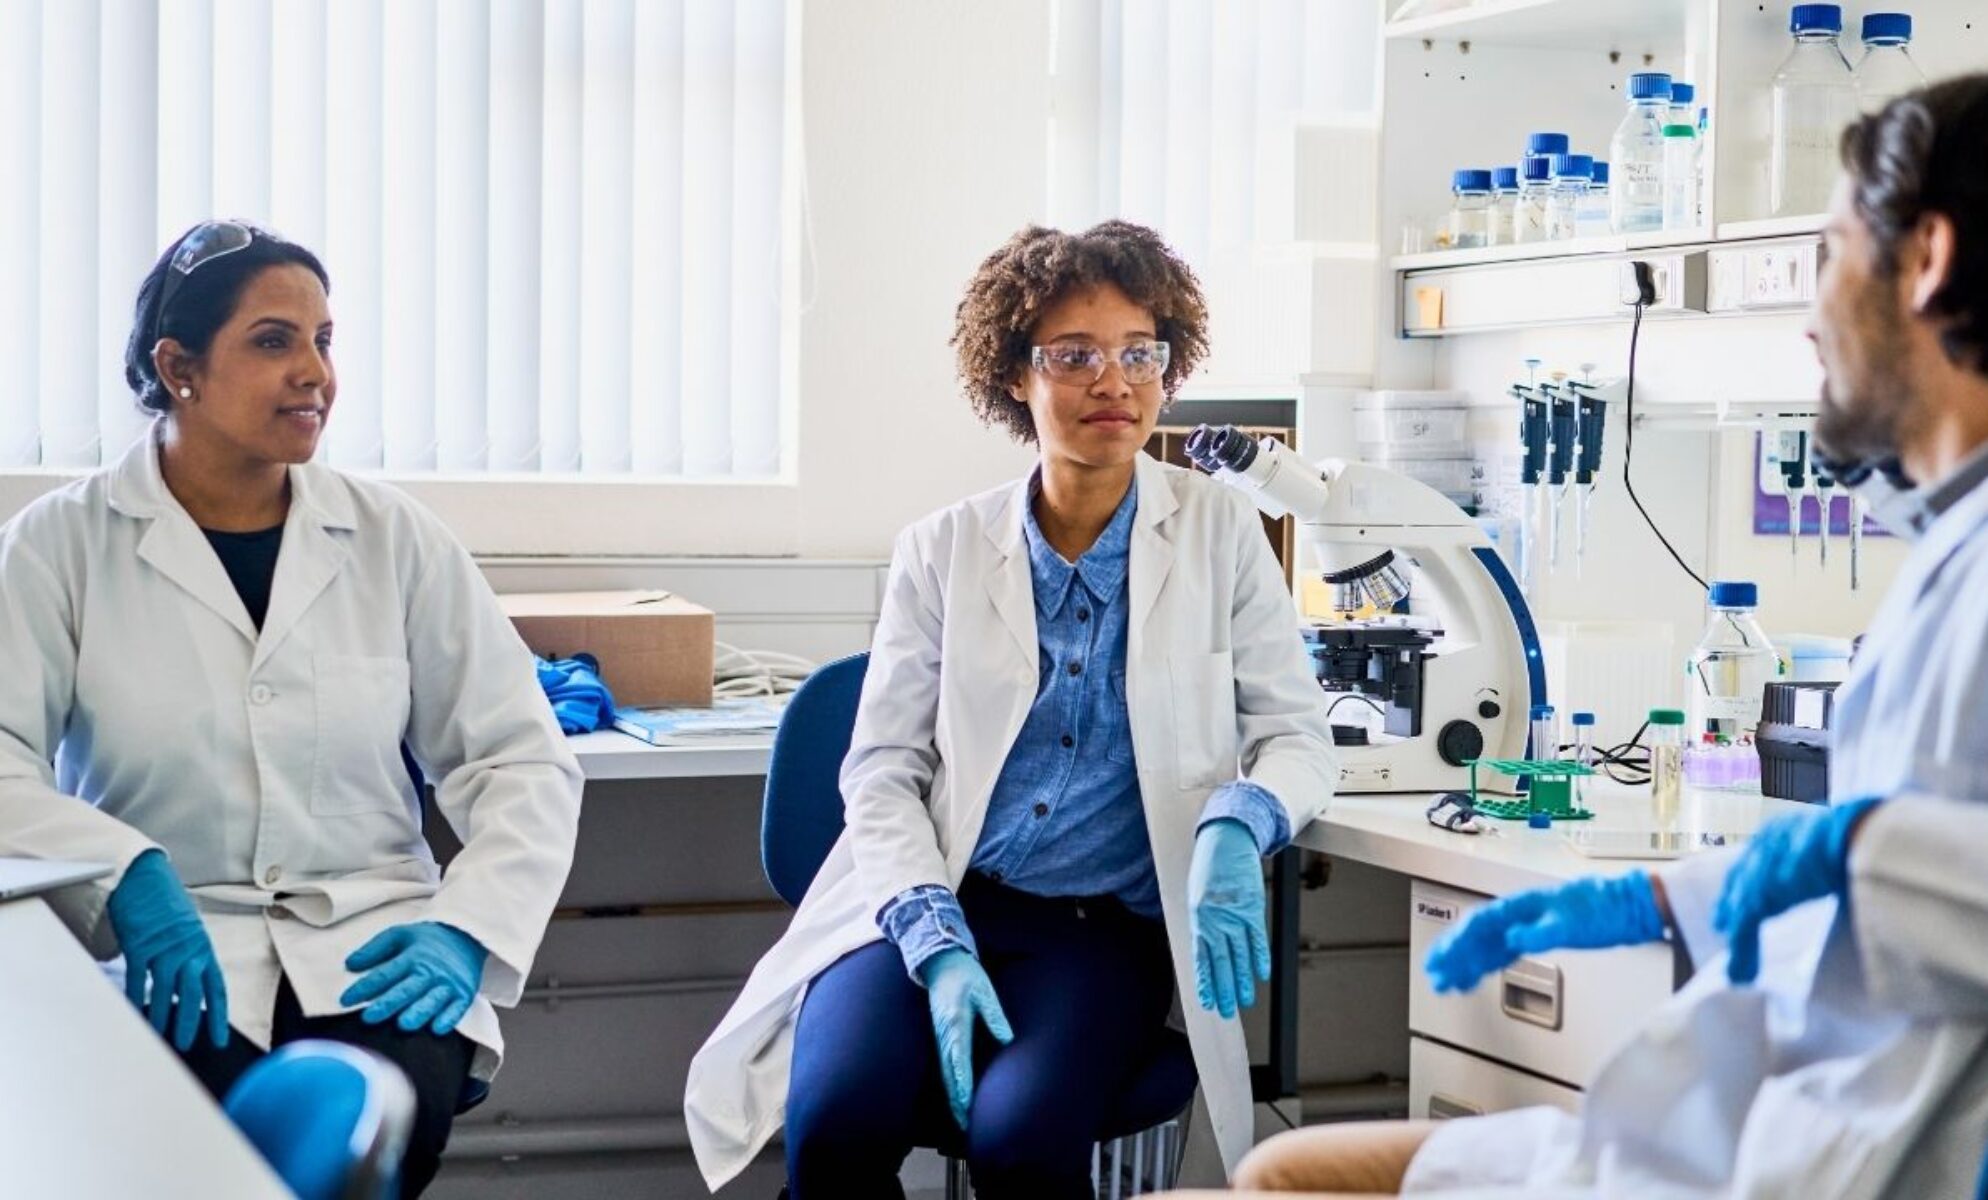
[1029,339,1172,387]
[153,220,278,341]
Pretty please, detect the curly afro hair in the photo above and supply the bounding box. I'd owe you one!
[952,220,1210,445]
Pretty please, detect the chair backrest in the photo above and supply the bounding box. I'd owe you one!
[761,652,870,907]
[224,1040,418,1200]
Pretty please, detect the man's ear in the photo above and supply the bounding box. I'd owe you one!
[1908,211,1958,315]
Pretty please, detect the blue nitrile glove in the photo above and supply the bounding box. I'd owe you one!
[106,849,230,1052]
[1188,818,1271,1019]
[1714,796,1883,985]
[535,654,617,734]
[340,922,488,1035]
[916,947,1014,1129]
[1425,872,1665,994]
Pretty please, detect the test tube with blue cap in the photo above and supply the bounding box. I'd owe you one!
[1570,711,1596,804]
[1529,703,1557,761]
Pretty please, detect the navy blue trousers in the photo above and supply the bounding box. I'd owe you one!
[785,874,1176,1199]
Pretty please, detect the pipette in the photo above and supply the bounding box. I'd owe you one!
[1778,432,1809,564]
[1849,490,1866,590]
[1570,379,1607,575]
[1515,370,1550,592]
[1812,463,1836,569]
[1546,379,1577,573]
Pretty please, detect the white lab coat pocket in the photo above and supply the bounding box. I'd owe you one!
[1170,649,1238,788]
[312,654,414,816]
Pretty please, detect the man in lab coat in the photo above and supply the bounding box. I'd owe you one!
[1171,72,1988,1200]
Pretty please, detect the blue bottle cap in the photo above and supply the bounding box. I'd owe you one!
[1492,165,1520,190]
[1790,3,1843,34]
[1531,703,1555,719]
[1520,155,1553,183]
[1527,812,1553,829]
[1452,168,1493,192]
[1571,711,1596,726]
[1861,12,1911,43]
[1670,81,1696,105]
[1708,580,1759,608]
[1550,153,1593,179]
[1589,159,1610,185]
[1627,72,1674,100]
[1525,131,1570,157]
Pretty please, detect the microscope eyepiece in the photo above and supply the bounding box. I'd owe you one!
[1185,424,1258,473]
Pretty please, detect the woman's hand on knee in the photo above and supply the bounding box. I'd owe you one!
[916,947,1014,1129]
[1188,819,1271,1019]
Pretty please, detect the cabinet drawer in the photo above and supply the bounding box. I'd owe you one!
[1409,1035,1581,1121]
[1408,880,1673,1088]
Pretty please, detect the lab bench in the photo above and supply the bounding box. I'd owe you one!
[0,890,293,1199]
[1297,784,1807,1122]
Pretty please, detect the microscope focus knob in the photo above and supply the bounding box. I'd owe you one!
[1437,720,1485,767]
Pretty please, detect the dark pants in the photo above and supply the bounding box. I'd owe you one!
[785,874,1177,1199]
[177,976,474,1197]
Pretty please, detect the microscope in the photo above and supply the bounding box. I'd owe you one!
[1186,425,1545,795]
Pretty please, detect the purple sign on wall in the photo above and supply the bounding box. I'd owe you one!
[1750,433,1891,537]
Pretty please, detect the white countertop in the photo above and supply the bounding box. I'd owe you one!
[568,731,773,781]
[0,897,293,1199]
[1296,782,1809,897]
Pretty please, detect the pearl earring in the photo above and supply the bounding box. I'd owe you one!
[178,386,192,399]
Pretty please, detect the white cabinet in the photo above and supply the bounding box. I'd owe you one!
[1407,879,1675,1105]
[1409,1034,1583,1121]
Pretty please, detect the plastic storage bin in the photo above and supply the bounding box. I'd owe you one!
[1354,391,1471,460]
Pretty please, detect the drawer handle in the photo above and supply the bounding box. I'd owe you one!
[1499,958,1563,1031]
[1427,1092,1483,1120]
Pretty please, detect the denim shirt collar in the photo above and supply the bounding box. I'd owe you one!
[1021,470,1139,613]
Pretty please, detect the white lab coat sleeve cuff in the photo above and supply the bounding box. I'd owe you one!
[1850,796,1988,1017]
[1658,844,1743,969]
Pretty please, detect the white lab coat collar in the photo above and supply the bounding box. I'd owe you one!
[104,423,360,669]
[978,453,1182,664]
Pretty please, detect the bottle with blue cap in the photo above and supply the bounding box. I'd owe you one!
[1608,71,1673,233]
[1446,168,1495,249]
[1668,80,1697,126]
[1514,155,1554,244]
[1771,4,1857,216]
[1575,160,1611,237]
[1685,580,1779,746]
[1489,165,1520,246]
[1855,12,1925,113]
[1545,153,1592,241]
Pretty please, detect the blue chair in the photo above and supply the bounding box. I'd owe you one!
[762,653,1198,1197]
[224,1040,418,1200]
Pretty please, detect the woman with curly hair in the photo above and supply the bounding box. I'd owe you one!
[688,221,1337,1196]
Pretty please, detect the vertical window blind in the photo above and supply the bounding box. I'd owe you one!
[0,0,791,477]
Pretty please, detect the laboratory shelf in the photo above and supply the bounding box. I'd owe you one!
[1382,0,1686,53]
[1714,213,1828,242]
[1391,226,1712,273]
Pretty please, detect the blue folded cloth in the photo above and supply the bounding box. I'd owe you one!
[536,654,618,734]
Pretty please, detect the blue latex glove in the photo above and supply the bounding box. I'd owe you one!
[535,654,618,734]
[916,947,1014,1129]
[106,849,230,1052]
[340,922,488,1035]
[1188,818,1270,1019]
[1714,796,1882,985]
[1425,871,1665,994]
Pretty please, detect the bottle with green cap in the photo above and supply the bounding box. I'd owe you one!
[1662,123,1699,231]
[1649,707,1686,817]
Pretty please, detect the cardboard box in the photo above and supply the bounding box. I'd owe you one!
[499,590,715,708]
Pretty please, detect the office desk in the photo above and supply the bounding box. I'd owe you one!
[0,896,293,1199]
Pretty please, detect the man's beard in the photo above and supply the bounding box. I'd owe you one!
[1813,283,1918,468]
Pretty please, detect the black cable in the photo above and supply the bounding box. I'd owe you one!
[1621,297,1711,593]
[1325,693,1387,722]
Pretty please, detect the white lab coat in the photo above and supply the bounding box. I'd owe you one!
[1402,469,1988,1199]
[685,452,1338,1190]
[0,428,582,1081]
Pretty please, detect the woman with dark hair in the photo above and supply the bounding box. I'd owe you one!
[0,222,582,1194]
[687,220,1337,1195]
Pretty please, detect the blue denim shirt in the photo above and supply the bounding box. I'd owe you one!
[878,475,1291,977]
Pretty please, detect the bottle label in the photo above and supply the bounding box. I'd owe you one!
[1697,695,1759,721]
